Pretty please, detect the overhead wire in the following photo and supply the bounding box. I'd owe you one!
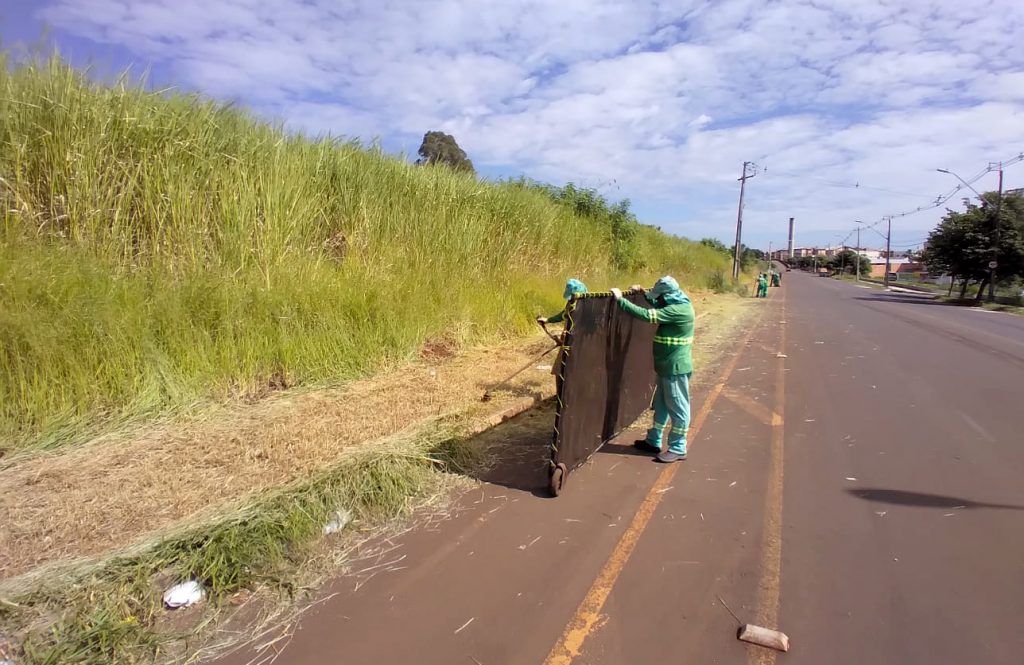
[886,151,1023,222]
[833,150,1024,251]
[762,167,931,198]
[752,151,1022,254]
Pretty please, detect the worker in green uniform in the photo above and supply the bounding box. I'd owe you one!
[757,273,769,298]
[537,278,588,327]
[610,276,694,463]
[537,278,587,377]
[773,270,782,286]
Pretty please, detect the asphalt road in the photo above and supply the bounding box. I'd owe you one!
[216,273,1024,665]
[771,275,1024,665]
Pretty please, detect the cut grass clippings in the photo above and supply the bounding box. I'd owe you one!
[1,418,480,665]
[0,337,558,581]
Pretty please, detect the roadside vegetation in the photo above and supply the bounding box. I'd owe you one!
[920,190,1024,301]
[0,54,734,455]
[0,53,756,664]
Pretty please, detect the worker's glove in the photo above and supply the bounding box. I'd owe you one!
[610,288,623,300]
[536,316,547,324]
[629,284,644,293]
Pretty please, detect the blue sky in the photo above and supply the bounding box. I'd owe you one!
[3,0,1023,252]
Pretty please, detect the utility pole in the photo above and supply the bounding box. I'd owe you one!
[883,217,892,289]
[768,240,773,271]
[989,163,1004,303]
[732,161,757,280]
[855,226,861,281]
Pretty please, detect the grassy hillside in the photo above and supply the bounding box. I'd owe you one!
[0,55,733,452]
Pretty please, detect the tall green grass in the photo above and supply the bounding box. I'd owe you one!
[0,54,732,451]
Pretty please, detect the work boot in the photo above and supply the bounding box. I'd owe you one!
[633,440,661,455]
[656,450,686,463]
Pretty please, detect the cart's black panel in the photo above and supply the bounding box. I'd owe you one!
[552,293,657,471]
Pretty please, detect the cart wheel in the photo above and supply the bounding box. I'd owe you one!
[549,463,567,497]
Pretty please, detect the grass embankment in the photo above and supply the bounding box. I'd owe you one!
[1,54,733,455]
[0,54,745,663]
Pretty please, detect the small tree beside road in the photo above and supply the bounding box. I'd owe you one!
[920,192,1024,300]
[827,249,871,276]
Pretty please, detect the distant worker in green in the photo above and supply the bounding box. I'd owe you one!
[757,273,769,298]
[610,276,695,463]
[771,270,781,287]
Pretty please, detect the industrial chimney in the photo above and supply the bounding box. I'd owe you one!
[787,217,795,261]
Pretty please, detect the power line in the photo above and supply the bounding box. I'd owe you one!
[762,167,931,198]
[866,225,889,241]
[884,151,1023,223]
[831,152,1023,243]
[826,151,1023,284]
[771,152,1021,269]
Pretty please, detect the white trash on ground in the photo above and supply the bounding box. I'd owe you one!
[323,509,353,535]
[163,580,205,609]
[738,624,790,652]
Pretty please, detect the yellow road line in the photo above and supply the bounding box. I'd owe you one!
[749,290,787,665]
[543,307,766,665]
[722,387,776,426]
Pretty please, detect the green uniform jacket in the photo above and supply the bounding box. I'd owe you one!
[618,298,695,376]
[546,308,567,324]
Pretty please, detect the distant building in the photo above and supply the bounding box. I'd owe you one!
[869,257,924,279]
[786,246,839,259]
[776,246,884,261]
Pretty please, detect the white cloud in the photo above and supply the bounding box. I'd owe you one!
[971,72,1024,102]
[31,0,1024,248]
[690,114,712,128]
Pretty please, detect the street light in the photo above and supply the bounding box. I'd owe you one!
[936,168,984,200]
[936,167,1003,302]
